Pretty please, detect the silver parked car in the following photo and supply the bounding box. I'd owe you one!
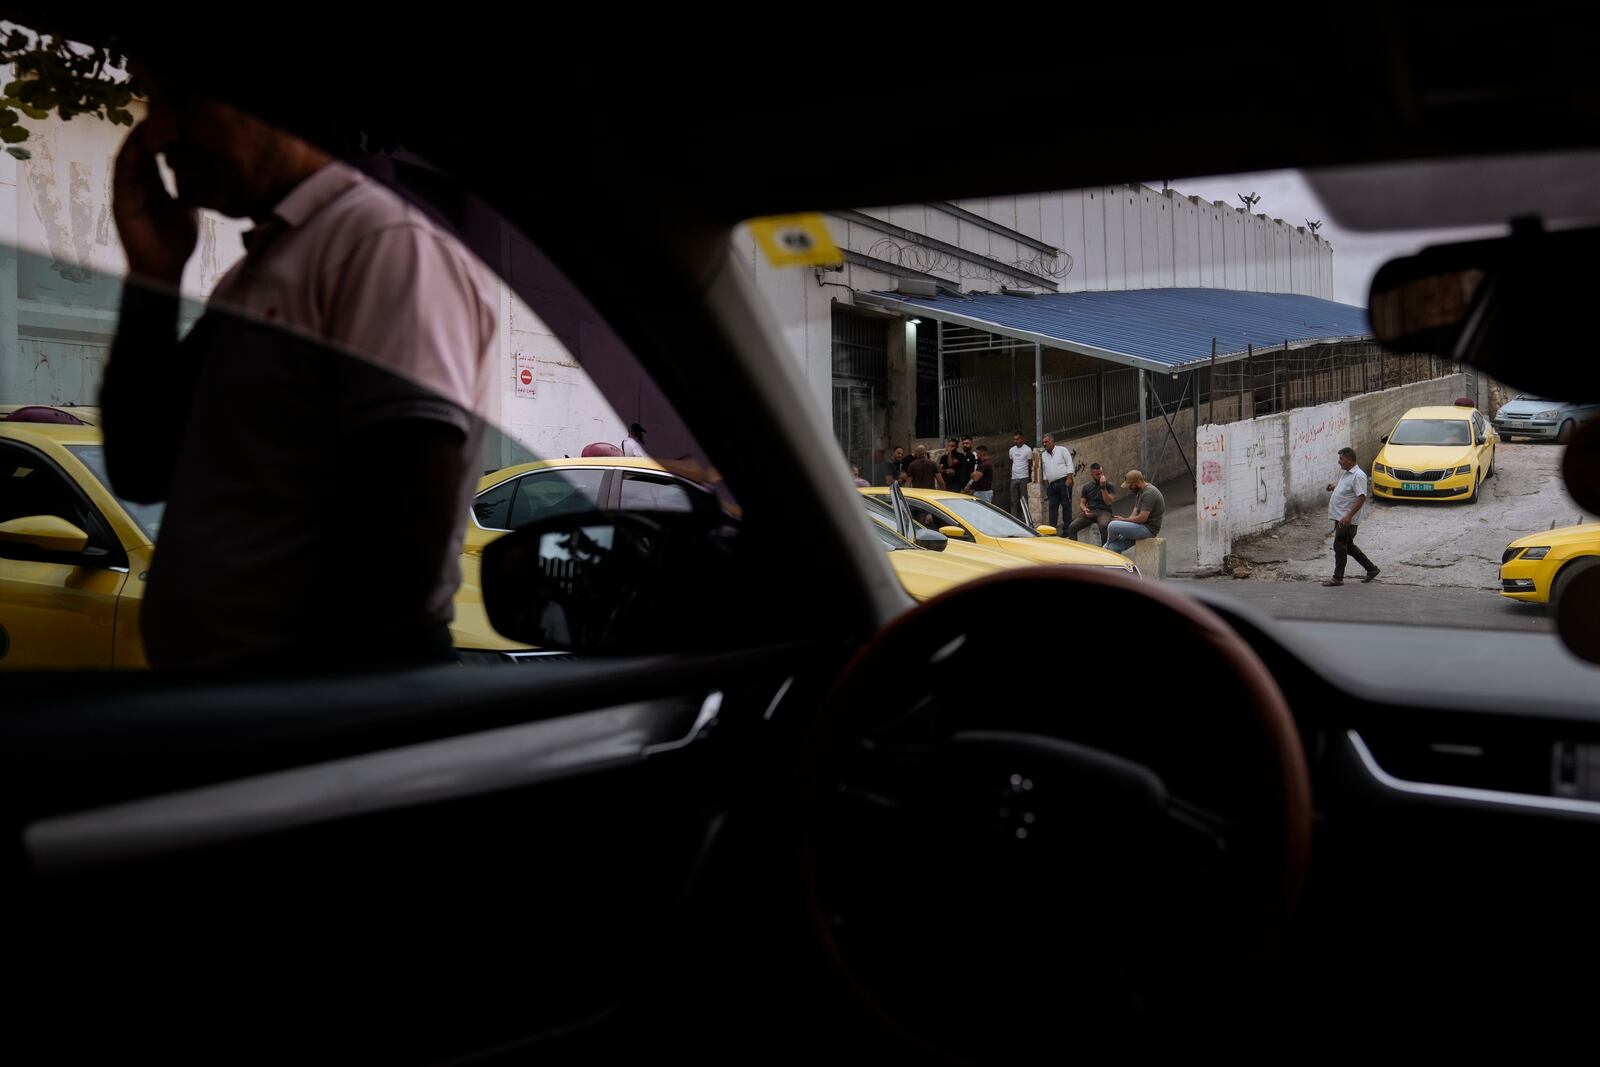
[1492,395,1600,442]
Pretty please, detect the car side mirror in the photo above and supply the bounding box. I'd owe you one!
[1036,525,1058,536]
[1381,435,1389,444]
[912,526,949,552]
[938,525,967,539]
[0,515,90,554]
[480,509,737,652]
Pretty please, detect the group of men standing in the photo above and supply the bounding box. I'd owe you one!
[871,431,1166,556]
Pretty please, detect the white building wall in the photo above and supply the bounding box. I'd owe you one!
[0,109,626,466]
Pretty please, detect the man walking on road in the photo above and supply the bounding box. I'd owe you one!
[1008,430,1034,520]
[1324,446,1380,587]
[1037,434,1074,531]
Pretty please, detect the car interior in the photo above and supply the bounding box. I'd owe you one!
[6,11,1600,1063]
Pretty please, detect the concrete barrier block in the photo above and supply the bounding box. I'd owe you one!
[1133,537,1167,579]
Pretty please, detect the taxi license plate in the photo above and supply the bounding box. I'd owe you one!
[1401,482,1432,491]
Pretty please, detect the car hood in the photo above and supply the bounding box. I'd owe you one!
[942,538,1035,569]
[887,546,1016,601]
[989,536,1137,570]
[1508,523,1600,550]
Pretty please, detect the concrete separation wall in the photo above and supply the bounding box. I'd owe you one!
[1197,374,1464,568]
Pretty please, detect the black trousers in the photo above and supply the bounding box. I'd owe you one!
[1333,521,1376,579]
[1045,478,1073,529]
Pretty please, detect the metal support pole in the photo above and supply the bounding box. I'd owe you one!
[936,320,945,443]
[1033,343,1044,450]
[1208,337,1216,425]
[1099,369,1106,432]
[1245,344,1254,416]
[1138,368,1149,471]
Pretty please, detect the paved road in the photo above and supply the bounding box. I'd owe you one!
[1178,440,1583,630]
[1175,575,1552,631]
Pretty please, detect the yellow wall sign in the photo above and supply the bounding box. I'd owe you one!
[748,213,843,268]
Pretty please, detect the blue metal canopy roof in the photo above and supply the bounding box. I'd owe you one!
[856,288,1372,371]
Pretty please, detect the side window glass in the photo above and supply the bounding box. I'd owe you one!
[0,444,110,562]
[617,474,696,513]
[472,477,516,530]
[508,469,608,529]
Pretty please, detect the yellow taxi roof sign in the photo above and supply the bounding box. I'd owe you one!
[748,213,843,268]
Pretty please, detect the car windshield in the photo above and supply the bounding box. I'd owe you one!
[737,161,1594,633]
[1389,420,1472,446]
[2,19,1593,679]
[937,497,1039,538]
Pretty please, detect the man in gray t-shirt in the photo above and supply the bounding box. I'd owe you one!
[1104,469,1164,555]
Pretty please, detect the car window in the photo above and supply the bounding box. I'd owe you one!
[617,473,696,513]
[868,516,912,550]
[0,35,746,670]
[472,478,517,530]
[0,442,115,563]
[1390,419,1473,446]
[64,445,164,540]
[937,497,1039,538]
[507,469,609,530]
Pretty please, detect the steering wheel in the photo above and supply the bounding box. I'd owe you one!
[798,567,1312,1060]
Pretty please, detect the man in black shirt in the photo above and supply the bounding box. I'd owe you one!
[883,446,910,486]
[1067,462,1116,544]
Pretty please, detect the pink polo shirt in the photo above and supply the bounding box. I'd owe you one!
[138,163,501,669]
[209,161,498,423]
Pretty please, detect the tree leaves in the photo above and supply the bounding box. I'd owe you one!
[0,29,145,147]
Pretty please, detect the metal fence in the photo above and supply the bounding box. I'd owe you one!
[941,342,1464,441]
[1039,373,1099,437]
[941,373,1018,439]
[1199,343,1462,423]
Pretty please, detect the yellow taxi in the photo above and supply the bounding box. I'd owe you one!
[859,487,1140,576]
[468,457,1023,611]
[1499,523,1600,605]
[1371,404,1497,503]
[0,406,155,668]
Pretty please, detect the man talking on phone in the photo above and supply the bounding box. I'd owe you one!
[102,71,498,670]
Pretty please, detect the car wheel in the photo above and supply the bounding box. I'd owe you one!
[1553,557,1600,609]
[1559,419,1576,444]
[1466,470,1481,503]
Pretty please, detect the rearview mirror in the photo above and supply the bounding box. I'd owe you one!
[938,525,967,539]
[1036,525,1058,536]
[480,509,737,652]
[0,515,90,554]
[1369,222,1600,400]
[912,526,949,552]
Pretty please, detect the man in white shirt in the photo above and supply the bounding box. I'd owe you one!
[623,422,648,457]
[1323,446,1380,586]
[1037,433,1075,533]
[1008,430,1035,520]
